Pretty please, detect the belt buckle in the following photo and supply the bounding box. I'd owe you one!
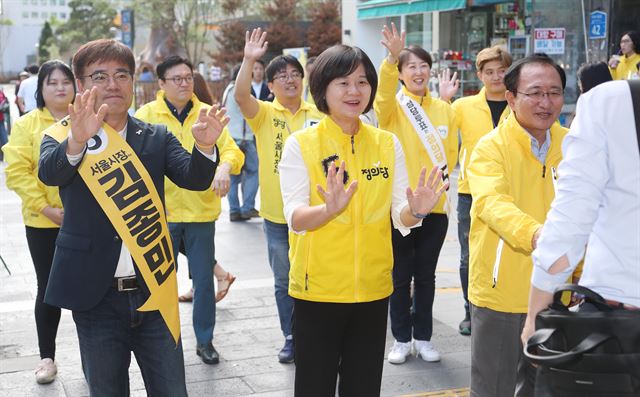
[117,277,137,292]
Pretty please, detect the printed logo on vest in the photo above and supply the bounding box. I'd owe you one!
[321,154,349,184]
[361,161,389,180]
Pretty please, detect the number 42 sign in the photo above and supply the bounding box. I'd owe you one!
[589,11,607,40]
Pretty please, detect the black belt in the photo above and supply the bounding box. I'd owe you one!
[112,276,138,291]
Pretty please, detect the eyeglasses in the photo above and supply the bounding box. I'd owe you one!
[517,90,564,101]
[164,75,194,85]
[274,71,302,83]
[621,39,632,44]
[82,71,132,85]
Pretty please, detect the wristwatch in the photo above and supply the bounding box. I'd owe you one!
[412,212,430,219]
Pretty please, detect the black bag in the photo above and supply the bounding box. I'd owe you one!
[524,284,640,397]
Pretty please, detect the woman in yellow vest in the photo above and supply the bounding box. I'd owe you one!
[2,60,75,384]
[608,30,640,80]
[375,23,458,365]
[279,45,447,396]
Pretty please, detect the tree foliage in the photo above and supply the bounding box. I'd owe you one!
[262,0,304,56]
[38,22,54,62]
[135,0,216,65]
[306,0,341,57]
[55,0,117,55]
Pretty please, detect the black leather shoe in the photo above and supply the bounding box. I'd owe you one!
[230,212,246,222]
[196,343,220,364]
[278,338,294,363]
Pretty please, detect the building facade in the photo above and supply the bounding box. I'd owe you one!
[342,0,640,124]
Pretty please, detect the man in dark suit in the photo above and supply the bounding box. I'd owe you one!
[250,59,273,102]
[38,39,228,396]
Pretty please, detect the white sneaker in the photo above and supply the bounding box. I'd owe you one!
[35,358,57,384]
[414,340,440,362]
[388,341,412,364]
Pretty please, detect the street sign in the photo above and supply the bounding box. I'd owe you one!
[534,28,565,55]
[589,11,607,40]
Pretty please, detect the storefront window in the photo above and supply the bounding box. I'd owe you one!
[406,13,433,50]
[532,0,587,118]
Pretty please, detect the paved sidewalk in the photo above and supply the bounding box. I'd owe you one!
[0,155,471,396]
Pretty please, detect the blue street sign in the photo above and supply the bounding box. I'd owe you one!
[589,11,607,40]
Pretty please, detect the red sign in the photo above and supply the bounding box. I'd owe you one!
[535,28,565,40]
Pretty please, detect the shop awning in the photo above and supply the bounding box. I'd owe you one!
[470,0,511,5]
[357,0,466,20]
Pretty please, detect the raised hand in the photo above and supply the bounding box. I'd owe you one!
[406,166,448,216]
[380,22,406,63]
[67,87,109,153]
[244,28,268,61]
[438,68,460,102]
[317,161,358,217]
[192,104,230,151]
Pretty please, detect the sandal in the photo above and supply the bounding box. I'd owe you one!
[215,272,236,302]
[178,287,194,302]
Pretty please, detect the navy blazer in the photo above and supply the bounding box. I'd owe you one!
[38,116,218,311]
[251,81,273,102]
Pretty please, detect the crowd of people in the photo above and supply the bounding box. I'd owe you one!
[0,25,638,397]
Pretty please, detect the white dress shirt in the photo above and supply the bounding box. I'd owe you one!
[279,133,418,236]
[532,80,640,307]
[17,75,38,112]
[66,124,218,278]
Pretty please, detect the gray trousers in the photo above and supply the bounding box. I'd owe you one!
[470,304,536,397]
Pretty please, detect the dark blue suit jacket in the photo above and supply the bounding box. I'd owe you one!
[38,116,217,311]
[251,81,273,102]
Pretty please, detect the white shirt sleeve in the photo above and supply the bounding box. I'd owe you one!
[195,144,218,163]
[391,135,419,236]
[279,136,309,234]
[531,92,607,292]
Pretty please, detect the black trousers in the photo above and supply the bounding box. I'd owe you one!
[25,226,61,359]
[293,297,389,397]
[390,214,448,342]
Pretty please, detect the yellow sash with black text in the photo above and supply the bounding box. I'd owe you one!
[45,117,181,343]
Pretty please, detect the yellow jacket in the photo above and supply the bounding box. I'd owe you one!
[3,108,62,228]
[246,98,323,223]
[374,59,458,214]
[609,53,640,80]
[135,91,244,222]
[466,113,568,313]
[452,87,510,194]
[288,117,395,303]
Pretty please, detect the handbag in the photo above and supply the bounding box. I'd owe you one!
[524,284,640,397]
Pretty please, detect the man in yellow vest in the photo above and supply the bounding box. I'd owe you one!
[38,39,226,396]
[466,54,568,397]
[451,46,512,336]
[235,28,323,363]
[135,56,244,365]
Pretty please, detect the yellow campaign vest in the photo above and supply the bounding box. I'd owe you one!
[609,53,640,80]
[3,108,63,228]
[374,59,458,214]
[135,92,244,222]
[466,114,568,313]
[288,117,396,303]
[246,99,323,223]
[44,119,181,343]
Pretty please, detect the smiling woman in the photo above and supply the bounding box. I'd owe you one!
[278,44,447,396]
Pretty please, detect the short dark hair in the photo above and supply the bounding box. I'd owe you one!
[309,45,378,115]
[398,45,432,71]
[503,53,566,94]
[156,55,193,80]
[73,39,135,80]
[265,55,304,82]
[36,60,76,109]
[622,30,640,53]
[577,62,612,94]
[25,64,40,75]
[231,63,242,81]
[255,59,265,67]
